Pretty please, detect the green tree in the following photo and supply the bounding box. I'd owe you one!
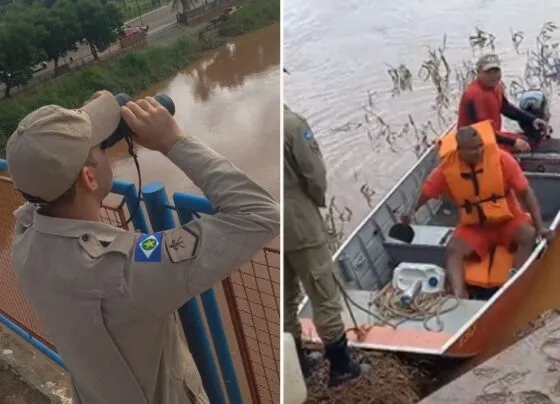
[42,0,58,8]
[30,1,81,76]
[0,17,45,97]
[74,0,122,60]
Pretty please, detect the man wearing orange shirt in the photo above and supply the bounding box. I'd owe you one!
[402,122,553,298]
[457,54,549,153]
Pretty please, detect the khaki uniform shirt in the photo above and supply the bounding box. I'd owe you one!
[284,105,329,252]
[11,135,280,404]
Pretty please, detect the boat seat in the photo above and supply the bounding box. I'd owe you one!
[385,219,530,289]
[384,225,453,268]
[517,152,560,173]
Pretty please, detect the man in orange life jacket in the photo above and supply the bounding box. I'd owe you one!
[402,121,554,298]
[457,54,549,153]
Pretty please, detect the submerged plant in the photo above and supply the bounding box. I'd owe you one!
[511,29,525,54]
[387,63,413,96]
[468,27,496,52]
[418,35,452,128]
[324,197,353,253]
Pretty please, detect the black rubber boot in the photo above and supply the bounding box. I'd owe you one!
[294,337,322,378]
[325,334,371,387]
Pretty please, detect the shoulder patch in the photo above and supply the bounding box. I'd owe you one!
[163,226,199,263]
[303,129,313,141]
[134,232,163,263]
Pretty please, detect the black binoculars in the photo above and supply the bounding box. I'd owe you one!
[100,92,176,150]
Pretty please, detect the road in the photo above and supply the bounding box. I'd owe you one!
[1,4,178,98]
[1,0,249,98]
[36,4,177,80]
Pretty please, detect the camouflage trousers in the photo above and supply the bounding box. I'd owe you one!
[283,243,345,344]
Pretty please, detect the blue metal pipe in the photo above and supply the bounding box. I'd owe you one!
[173,193,214,224]
[177,300,227,404]
[0,312,65,369]
[141,182,176,232]
[200,289,244,404]
[146,185,226,404]
[111,180,149,234]
[173,192,214,215]
[173,192,243,404]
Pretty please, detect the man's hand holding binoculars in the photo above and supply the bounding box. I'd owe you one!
[85,90,182,155]
[121,97,183,155]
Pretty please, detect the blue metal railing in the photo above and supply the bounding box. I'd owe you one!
[0,313,65,369]
[141,182,244,404]
[0,160,244,404]
[173,192,243,404]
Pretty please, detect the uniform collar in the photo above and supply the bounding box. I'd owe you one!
[15,203,128,241]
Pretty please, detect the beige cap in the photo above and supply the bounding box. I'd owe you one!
[6,93,121,203]
[476,54,501,71]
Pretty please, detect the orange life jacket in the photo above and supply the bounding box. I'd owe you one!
[437,120,514,226]
[463,245,513,288]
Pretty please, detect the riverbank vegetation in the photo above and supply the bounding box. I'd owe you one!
[0,0,123,95]
[0,0,279,156]
[324,21,560,251]
[218,0,280,37]
[116,0,161,22]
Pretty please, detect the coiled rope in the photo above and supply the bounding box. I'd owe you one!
[369,287,460,332]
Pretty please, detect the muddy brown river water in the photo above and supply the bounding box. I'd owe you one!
[108,23,281,201]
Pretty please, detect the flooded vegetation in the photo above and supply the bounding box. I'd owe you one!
[322,21,560,253]
[284,0,560,249]
[288,20,560,252]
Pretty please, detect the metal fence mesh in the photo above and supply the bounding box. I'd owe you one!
[223,247,281,403]
[100,203,130,230]
[0,176,51,346]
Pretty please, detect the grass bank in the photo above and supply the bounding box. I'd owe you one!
[117,0,160,22]
[219,0,280,37]
[0,0,279,156]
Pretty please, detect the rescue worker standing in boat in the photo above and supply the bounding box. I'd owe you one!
[6,90,280,403]
[457,54,549,153]
[402,121,553,299]
[283,103,371,386]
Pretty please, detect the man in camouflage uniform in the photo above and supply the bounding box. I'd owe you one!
[283,104,370,386]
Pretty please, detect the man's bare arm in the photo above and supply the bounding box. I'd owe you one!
[517,186,545,231]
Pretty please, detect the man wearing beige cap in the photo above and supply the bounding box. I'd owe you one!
[457,53,549,153]
[7,90,280,403]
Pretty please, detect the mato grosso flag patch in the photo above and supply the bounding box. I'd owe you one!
[134,233,163,262]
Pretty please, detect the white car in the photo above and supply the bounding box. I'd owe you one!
[32,61,48,73]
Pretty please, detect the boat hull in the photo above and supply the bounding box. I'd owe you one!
[297,131,560,358]
[300,231,558,357]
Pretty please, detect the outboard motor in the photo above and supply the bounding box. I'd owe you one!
[515,89,560,172]
[517,89,552,146]
[519,89,550,120]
